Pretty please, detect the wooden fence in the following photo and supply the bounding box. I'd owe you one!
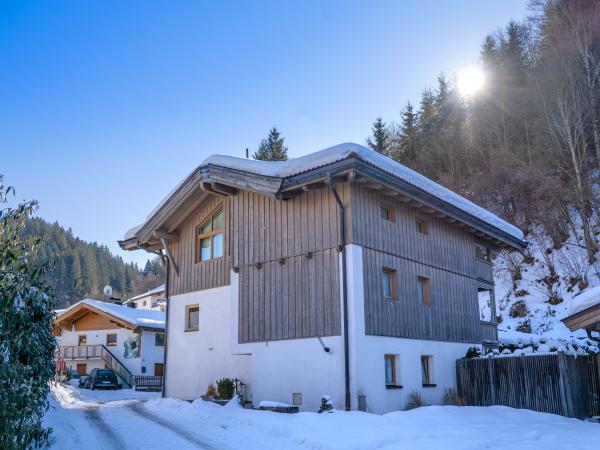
[457,352,600,418]
[134,375,163,392]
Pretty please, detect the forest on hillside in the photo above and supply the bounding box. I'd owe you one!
[23,218,164,308]
[365,0,600,335]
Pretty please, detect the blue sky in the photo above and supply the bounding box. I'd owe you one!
[1,0,528,266]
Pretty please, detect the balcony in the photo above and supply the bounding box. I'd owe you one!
[57,345,103,360]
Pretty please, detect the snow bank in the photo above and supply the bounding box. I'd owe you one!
[56,299,165,330]
[143,398,600,450]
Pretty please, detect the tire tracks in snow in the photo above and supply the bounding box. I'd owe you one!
[84,408,127,450]
[127,402,218,450]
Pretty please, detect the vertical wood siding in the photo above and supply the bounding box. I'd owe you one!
[232,186,348,343]
[168,195,231,296]
[351,184,483,343]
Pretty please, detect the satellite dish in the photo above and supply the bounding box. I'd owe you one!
[103,285,113,298]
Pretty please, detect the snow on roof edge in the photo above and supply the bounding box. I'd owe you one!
[565,285,600,317]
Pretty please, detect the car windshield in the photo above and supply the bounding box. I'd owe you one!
[97,370,114,376]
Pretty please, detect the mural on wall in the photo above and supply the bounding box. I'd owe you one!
[124,334,140,358]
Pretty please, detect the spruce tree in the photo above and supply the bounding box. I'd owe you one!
[399,102,418,164]
[366,117,390,155]
[0,180,56,449]
[253,127,289,161]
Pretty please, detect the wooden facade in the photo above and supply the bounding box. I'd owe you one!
[163,180,497,344]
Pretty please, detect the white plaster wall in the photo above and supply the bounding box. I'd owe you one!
[58,327,143,375]
[166,285,252,400]
[140,331,166,375]
[346,244,479,414]
[230,272,346,411]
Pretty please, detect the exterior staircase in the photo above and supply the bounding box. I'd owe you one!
[57,344,134,387]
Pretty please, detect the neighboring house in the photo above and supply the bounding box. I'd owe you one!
[126,284,167,311]
[562,285,600,340]
[119,143,526,413]
[55,299,166,385]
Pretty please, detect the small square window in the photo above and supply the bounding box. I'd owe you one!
[382,268,398,299]
[418,276,431,305]
[421,355,434,386]
[106,333,117,347]
[384,354,397,386]
[78,335,87,345]
[186,305,199,331]
[416,218,428,234]
[155,333,165,346]
[380,204,395,222]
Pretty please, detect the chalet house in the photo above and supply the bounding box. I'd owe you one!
[119,143,526,413]
[125,284,167,311]
[55,299,166,385]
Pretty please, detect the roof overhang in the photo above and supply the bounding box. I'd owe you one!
[561,303,600,332]
[120,151,527,252]
[54,302,161,335]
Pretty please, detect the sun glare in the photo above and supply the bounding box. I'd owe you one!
[457,65,486,97]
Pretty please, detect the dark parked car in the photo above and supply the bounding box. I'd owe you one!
[86,368,119,390]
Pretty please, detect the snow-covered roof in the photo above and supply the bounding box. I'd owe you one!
[566,285,600,316]
[122,143,524,245]
[203,143,523,241]
[57,299,165,330]
[127,284,166,302]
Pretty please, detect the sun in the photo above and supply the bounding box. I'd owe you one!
[457,65,486,97]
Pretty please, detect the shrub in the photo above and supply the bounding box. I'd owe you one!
[516,320,532,333]
[405,391,429,410]
[205,383,217,398]
[216,378,235,400]
[442,389,466,406]
[0,181,56,450]
[509,300,528,318]
[465,347,481,358]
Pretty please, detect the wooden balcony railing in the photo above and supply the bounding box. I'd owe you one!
[56,344,133,388]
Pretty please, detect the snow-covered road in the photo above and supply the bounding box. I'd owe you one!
[44,383,600,450]
[43,384,219,450]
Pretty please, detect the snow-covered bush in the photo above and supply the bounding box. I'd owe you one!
[405,391,428,410]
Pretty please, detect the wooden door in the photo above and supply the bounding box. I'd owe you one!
[154,363,164,377]
[76,364,87,376]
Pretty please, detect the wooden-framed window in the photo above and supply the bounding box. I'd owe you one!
[78,335,87,345]
[418,276,431,305]
[384,354,397,386]
[185,304,199,332]
[379,204,395,222]
[475,243,491,262]
[415,217,428,234]
[421,355,435,386]
[196,206,224,263]
[155,333,165,346]
[382,267,398,300]
[106,333,117,347]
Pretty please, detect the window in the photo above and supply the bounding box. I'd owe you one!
[185,305,199,331]
[155,333,165,346]
[478,288,494,322]
[106,333,117,347]
[421,355,435,386]
[384,354,397,386]
[475,243,491,262]
[415,217,428,234]
[379,204,395,222]
[196,207,224,262]
[78,335,87,345]
[418,276,431,305]
[382,268,398,299]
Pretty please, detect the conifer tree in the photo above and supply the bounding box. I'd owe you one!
[366,117,390,155]
[253,127,289,161]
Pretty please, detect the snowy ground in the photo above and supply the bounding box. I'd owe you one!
[44,384,600,450]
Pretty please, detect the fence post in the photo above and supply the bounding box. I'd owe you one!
[486,358,496,405]
[557,351,574,418]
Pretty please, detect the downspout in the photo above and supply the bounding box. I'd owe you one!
[327,174,351,411]
[162,255,170,398]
